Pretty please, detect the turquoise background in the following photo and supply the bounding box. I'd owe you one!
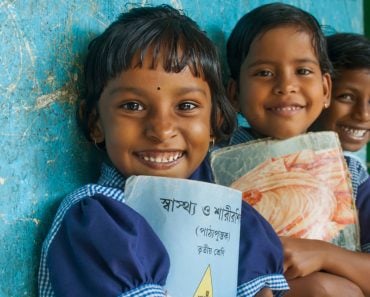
[0,1,364,296]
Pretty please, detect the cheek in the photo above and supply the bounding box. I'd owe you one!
[191,120,211,137]
[328,104,352,120]
[239,84,263,108]
[104,121,138,151]
[185,119,211,145]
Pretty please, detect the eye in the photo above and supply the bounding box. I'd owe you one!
[177,101,197,111]
[297,68,312,75]
[336,93,354,103]
[255,70,273,77]
[120,101,144,111]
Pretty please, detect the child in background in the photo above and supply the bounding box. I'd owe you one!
[38,5,288,297]
[312,33,370,163]
[225,3,370,297]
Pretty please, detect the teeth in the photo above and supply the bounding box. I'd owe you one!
[341,126,367,138]
[272,106,302,112]
[140,152,183,163]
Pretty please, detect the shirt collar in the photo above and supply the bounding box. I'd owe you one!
[97,163,127,189]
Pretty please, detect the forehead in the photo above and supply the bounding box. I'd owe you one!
[246,25,318,63]
[129,44,205,79]
[104,63,211,98]
[335,68,370,84]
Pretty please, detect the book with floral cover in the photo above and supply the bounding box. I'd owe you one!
[210,131,360,251]
[124,175,242,297]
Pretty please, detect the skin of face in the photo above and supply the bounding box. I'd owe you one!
[316,69,370,151]
[91,59,213,179]
[228,25,331,139]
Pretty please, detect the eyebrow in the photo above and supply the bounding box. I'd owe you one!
[245,58,319,68]
[108,87,142,96]
[334,83,362,92]
[175,87,208,96]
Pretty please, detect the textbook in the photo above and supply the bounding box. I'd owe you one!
[125,176,242,297]
[210,131,360,251]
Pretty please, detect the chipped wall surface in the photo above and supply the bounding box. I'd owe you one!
[0,0,363,296]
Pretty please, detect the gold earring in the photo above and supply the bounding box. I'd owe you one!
[93,138,105,152]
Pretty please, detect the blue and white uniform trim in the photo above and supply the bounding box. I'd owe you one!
[118,284,167,297]
[237,274,289,296]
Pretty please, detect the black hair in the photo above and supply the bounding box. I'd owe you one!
[326,33,370,79]
[79,4,235,143]
[227,2,332,81]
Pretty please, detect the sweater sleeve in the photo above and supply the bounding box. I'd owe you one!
[46,194,170,297]
[237,201,289,296]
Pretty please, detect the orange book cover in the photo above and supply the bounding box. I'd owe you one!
[210,131,360,251]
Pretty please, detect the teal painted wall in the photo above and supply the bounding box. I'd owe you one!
[0,1,363,296]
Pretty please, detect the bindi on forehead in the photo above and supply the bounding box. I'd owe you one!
[157,86,161,90]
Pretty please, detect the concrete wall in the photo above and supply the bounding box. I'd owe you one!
[0,1,363,296]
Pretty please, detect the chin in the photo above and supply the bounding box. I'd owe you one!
[273,133,301,140]
[342,144,363,153]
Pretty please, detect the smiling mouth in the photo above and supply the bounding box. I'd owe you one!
[339,125,368,139]
[136,151,184,165]
[267,105,303,115]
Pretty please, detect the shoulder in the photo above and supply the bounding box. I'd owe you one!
[39,184,170,297]
[56,183,125,222]
[42,183,125,251]
[39,183,127,295]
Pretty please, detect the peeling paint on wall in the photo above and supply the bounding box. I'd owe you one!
[36,82,77,109]
[0,1,364,296]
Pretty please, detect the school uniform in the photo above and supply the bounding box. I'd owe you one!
[228,126,370,253]
[345,155,370,252]
[38,159,288,297]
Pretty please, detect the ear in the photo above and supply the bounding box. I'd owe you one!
[322,73,332,108]
[226,78,240,111]
[88,107,105,143]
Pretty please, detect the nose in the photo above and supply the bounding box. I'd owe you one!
[273,71,297,95]
[353,100,370,122]
[145,109,177,142]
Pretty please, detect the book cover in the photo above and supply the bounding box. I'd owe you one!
[124,175,242,297]
[210,131,360,251]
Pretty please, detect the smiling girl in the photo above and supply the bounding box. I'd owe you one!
[38,5,288,297]
[225,3,370,297]
[312,33,370,153]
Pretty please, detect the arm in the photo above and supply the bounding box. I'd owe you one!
[282,237,370,296]
[285,272,364,297]
[255,288,273,297]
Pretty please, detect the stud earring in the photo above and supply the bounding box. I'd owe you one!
[324,102,329,109]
